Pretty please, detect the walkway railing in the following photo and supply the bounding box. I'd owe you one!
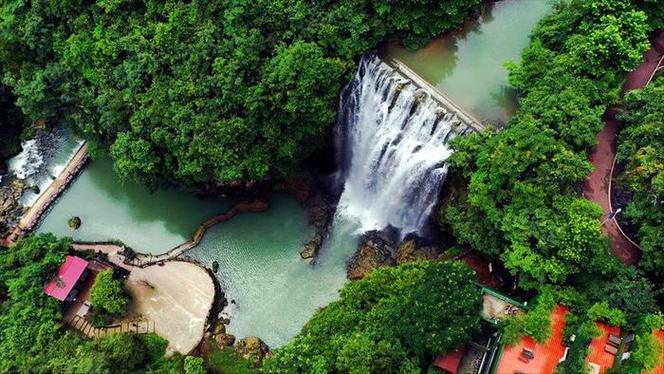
[3,142,89,245]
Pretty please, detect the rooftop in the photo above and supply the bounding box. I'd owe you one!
[434,348,464,373]
[649,330,664,374]
[586,322,620,374]
[44,255,89,301]
[495,305,569,374]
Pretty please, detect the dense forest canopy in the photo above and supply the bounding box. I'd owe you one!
[618,76,664,282]
[0,0,480,188]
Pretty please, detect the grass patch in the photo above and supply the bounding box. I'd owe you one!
[207,346,259,374]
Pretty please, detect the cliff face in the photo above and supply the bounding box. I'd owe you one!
[0,179,26,238]
[0,85,24,169]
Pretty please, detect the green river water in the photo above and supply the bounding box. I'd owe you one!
[388,0,553,124]
[37,0,552,348]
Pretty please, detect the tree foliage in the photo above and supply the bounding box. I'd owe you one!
[0,0,481,188]
[90,269,130,322]
[263,261,482,373]
[617,77,664,280]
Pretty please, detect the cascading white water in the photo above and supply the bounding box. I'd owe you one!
[1,128,83,206]
[335,54,469,236]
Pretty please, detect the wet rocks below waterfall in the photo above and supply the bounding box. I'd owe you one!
[282,171,337,261]
[346,231,444,280]
[0,178,26,238]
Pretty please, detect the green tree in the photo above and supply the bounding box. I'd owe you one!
[441,0,651,287]
[90,269,130,320]
[617,77,664,281]
[185,356,207,374]
[0,0,481,188]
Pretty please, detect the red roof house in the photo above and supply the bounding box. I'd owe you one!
[586,322,621,374]
[433,348,464,373]
[495,305,569,374]
[44,255,89,301]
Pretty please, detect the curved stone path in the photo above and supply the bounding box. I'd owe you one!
[583,29,664,265]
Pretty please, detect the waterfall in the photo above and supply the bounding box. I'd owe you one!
[1,128,83,206]
[334,54,469,236]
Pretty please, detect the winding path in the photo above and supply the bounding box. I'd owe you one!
[583,30,664,265]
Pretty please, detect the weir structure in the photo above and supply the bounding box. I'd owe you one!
[383,56,486,133]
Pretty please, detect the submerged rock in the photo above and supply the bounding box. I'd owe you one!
[68,216,82,229]
[235,336,270,364]
[212,260,219,273]
[346,230,396,280]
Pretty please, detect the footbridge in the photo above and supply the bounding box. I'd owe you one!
[383,56,486,133]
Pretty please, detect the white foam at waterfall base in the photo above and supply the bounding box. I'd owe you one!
[335,55,466,236]
[6,139,44,180]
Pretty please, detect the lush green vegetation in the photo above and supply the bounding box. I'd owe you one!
[207,346,259,374]
[442,0,651,287]
[263,261,481,373]
[501,290,556,345]
[0,0,480,188]
[0,234,191,372]
[617,76,664,282]
[621,314,664,373]
[89,269,131,326]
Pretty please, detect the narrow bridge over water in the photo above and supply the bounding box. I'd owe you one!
[383,56,486,133]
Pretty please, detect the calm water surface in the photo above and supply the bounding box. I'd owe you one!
[388,0,553,124]
[188,197,359,347]
[38,158,231,253]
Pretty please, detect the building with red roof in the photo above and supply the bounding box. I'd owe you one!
[586,322,621,374]
[44,255,90,302]
[649,330,664,374]
[494,305,569,374]
[434,348,464,373]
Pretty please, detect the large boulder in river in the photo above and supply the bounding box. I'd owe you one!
[347,230,396,280]
[235,336,270,363]
[395,238,443,264]
[215,333,236,348]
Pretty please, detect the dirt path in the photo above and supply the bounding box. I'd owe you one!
[583,30,664,265]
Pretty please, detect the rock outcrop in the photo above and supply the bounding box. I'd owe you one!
[394,237,443,264]
[0,179,25,238]
[235,336,270,364]
[284,172,337,261]
[346,230,396,279]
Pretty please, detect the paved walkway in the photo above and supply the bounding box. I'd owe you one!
[122,261,215,355]
[2,142,88,246]
[583,30,664,265]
